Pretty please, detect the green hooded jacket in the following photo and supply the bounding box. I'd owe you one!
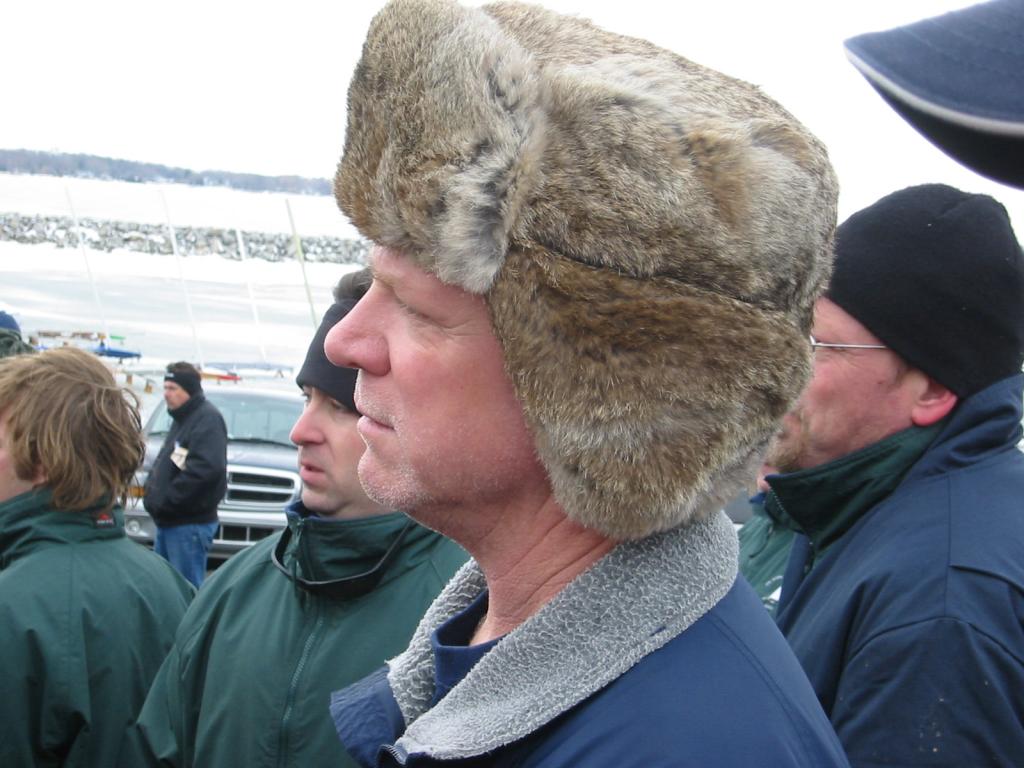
[0,489,194,767]
[126,505,468,768]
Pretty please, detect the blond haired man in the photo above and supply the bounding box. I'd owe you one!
[325,2,848,766]
[0,347,192,767]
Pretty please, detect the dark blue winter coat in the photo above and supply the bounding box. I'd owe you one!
[775,374,1024,767]
[331,513,849,767]
[143,392,227,527]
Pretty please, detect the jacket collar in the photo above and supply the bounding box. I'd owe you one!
[754,490,798,531]
[0,488,124,568]
[906,373,1024,481]
[274,501,426,599]
[169,391,206,422]
[386,511,738,761]
[764,422,942,554]
[765,373,1024,554]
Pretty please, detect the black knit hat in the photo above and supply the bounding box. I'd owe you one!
[296,299,358,412]
[164,364,202,396]
[828,183,1024,397]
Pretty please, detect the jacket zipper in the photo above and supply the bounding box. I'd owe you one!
[382,743,408,765]
[768,491,817,571]
[277,522,325,768]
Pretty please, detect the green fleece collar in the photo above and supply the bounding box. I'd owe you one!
[281,508,433,590]
[765,422,943,555]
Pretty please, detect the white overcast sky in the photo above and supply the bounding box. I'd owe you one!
[2,0,1021,225]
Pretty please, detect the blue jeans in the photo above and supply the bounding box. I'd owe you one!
[154,521,219,588]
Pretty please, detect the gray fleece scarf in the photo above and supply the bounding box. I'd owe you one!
[387,510,738,760]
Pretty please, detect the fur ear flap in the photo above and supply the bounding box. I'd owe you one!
[433,47,548,293]
[681,125,752,229]
[337,0,547,294]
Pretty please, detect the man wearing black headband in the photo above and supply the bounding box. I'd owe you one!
[126,271,467,768]
[143,360,227,587]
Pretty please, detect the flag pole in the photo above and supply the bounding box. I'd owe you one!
[161,189,204,366]
[285,198,319,329]
[236,228,268,363]
[65,186,110,342]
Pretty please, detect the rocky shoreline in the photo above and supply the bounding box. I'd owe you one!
[0,211,366,264]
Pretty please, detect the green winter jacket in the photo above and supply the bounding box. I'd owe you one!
[127,504,468,768]
[0,489,193,767]
[738,495,798,614]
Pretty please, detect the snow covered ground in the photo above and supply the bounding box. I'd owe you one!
[1,173,360,375]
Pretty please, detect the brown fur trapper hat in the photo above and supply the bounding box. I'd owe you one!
[338,0,838,540]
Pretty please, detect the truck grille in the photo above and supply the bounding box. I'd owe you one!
[230,472,294,488]
[218,524,277,543]
[223,464,301,508]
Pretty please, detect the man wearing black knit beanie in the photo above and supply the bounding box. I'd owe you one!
[143,360,227,587]
[739,183,1024,766]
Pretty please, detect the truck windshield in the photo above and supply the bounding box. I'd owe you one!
[145,391,303,445]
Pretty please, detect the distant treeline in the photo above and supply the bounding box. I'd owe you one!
[0,149,332,196]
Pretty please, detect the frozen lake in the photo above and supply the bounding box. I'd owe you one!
[1,173,363,375]
[1,241,357,370]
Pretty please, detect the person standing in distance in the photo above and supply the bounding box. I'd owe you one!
[143,361,226,587]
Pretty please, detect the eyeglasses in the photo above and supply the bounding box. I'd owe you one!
[809,334,887,352]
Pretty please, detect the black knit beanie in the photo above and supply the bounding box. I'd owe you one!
[164,366,202,396]
[828,184,1024,397]
[296,299,358,412]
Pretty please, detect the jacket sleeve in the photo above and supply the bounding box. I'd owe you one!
[142,433,178,516]
[121,571,213,768]
[164,411,228,511]
[0,610,73,765]
[831,617,1024,767]
[122,638,195,767]
[0,594,88,764]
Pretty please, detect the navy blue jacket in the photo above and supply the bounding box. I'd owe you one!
[333,578,849,767]
[776,374,1024,767]
[144,392,227,527]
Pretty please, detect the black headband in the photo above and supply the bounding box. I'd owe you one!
[165,368,202,396]
[296,299,358,412]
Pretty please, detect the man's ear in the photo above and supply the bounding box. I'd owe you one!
[23,464,47,487]
[911,376,958,427]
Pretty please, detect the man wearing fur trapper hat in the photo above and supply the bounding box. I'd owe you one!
[325,1,848,765]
